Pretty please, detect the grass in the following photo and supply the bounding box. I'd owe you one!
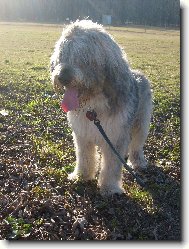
[0,23,180,240]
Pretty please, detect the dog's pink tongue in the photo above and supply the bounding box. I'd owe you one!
[61,88,79,112]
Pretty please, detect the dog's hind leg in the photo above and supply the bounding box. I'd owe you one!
[129,72,152,171]
[128,112,151,171]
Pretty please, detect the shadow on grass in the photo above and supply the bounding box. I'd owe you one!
[2,156,181,241]
[68,164,181,240]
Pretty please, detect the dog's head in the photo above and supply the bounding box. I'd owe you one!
[51,61,102,112]
[50,20,132,112]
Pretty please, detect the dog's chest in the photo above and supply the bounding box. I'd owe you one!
[67,111,126,147]
[67,93,128,145]
[67,94,109,143]
[67,107,103,144]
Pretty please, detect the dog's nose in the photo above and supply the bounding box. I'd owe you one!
[58,66,73,86]
[58,76,68,85]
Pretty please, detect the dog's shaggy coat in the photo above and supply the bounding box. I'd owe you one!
[50,20,152,195]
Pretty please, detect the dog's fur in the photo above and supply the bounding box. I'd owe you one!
[50,20,153,196]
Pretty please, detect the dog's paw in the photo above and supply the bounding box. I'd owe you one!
[133,160,148,172]
[68,171,79,181]
[129,156,148,172]
[99,185,125,196]
[69,169,96,181]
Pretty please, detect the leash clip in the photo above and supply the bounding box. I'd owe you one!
[86,110,97,122]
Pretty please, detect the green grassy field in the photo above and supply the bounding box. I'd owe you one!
[0,23,180,240]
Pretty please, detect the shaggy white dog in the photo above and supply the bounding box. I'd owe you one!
[50,20,152,196]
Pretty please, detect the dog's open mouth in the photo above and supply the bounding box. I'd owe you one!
[61,88,79,112]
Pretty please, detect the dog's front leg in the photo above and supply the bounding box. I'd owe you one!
[98,140,127,196]
[69,135,97,181]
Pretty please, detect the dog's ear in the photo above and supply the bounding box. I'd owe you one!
[102,81,118,110]
[103,57,132,110]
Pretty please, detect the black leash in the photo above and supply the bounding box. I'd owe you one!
[86,110,145,188]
